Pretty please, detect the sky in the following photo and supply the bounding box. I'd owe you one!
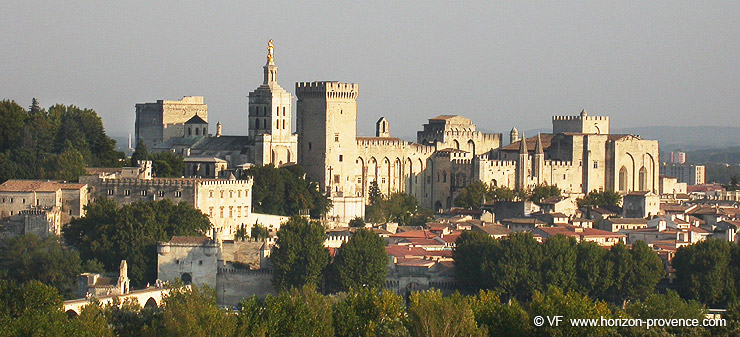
[2,1,739,141]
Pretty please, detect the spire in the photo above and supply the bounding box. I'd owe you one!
[510,127,519,144]
[519,132,527,154]
[580,109,588,117]
[535,133,544,154]
[263,40,278,84]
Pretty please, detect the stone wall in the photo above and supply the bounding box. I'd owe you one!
[216,267,275,306]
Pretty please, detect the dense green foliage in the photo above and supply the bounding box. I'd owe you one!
[331,228,388,291]
[365,180,428,225]
[0,280,113,336]
[407,290,484,337]
[129,141,185,178]
[0,234,102,299]
[453,232,664,304]
[366,191,422,226]
[3,279,738,337]
[239,285,334,337]
[250,223,270,241]
[672,239,740,306]
[270,216,329,291]
[704,162,740,185]
[455,182,560,210]
[577,190,622,207]
[63,198,211,287]
[333,287,408,337]
[245,164,331,218]
[0,99,123,183]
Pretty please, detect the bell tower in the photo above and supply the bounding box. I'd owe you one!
[248,40,297,166]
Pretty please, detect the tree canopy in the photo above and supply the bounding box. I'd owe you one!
[130,141,185,178]
[63,198,211,287]
[0,99,123,183]
[577,190,622,207]
[455,182,560,210]
[0,234,103,299]
[270,216,329,291]
[245,164,331,218]
[331,228,388,291]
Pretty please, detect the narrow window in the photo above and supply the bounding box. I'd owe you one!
[334,133,339,142]
[339,155,343,162]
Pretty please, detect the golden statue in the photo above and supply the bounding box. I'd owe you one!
[267,39,275,64]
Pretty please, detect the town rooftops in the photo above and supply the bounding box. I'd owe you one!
[605,218,649,225]
[0,180,85,192]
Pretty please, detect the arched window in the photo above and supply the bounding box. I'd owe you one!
[203,127,207,135]
[188,127,192,136]
[639,167,647,191]
[283,107,286,116]
[282,120,286,129]
[195,128,199,136]
[619,166,628,192]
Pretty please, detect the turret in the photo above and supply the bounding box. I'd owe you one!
[510,127,519,144]
[516,132,528,189]
[376,117,390,137]
[533,133,544,181]
[216,121,222,137]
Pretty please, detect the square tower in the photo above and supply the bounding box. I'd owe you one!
[296,81,359,196]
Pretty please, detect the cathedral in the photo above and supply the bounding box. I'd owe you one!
[136,41,659,223]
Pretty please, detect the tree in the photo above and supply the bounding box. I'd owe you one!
[0,100,27,151]
[102,297,160,337]
[0,280,114,336]
[673,239,735,305]
[41,144,87,181]
[624,290,707,336]
[540,235,578,291]
[455,180,489,210]
[237,285,334,337]
[332,228,388,290]
[332,287,409,337]
[152,283,236,337]
[453,230,497,294]
[528,184,561,203]
[367,192,420,226]
[493,232,543,301]
[368,180,382,205]
[150,151,185,178]
[606,243,634,305]
[471,290,530,337]
[246,164,331,218]
[271,216,329,291]
[28,98,42,115]
[130,141,149,167]
[63,198,211,287]
[348,217,365,227]
[529,287,614,337]
[406,290,484,337]
[488,185,518,202]
[250,224,269,241]
[627,240,664,300]
[575,241,613,299]
[577,190,622,208]
[0,234,99,299]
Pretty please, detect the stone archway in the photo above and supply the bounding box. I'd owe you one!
[145,297,158,309]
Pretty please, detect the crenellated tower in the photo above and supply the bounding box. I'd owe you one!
[296,81,359,195]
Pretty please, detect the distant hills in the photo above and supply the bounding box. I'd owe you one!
[612,126,740,151]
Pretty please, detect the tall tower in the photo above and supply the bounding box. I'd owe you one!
[533,133,544,182]
[516,132,528,189]
[248,40,297,165]
[296,81,359,195]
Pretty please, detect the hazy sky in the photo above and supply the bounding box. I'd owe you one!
[2,1,739,140]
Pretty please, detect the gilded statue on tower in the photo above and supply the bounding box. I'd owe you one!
[267,39,275,64]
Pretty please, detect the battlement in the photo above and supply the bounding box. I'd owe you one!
[97,177,253,187]
[452,158,474,165]
[552,115,608,121]
[544,160,574,167]
[486,160,517,167]
[160,96,205,105]
[217,267,273,275]
[295,81,359,99]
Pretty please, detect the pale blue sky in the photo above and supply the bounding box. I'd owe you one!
[2,1,738,140]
